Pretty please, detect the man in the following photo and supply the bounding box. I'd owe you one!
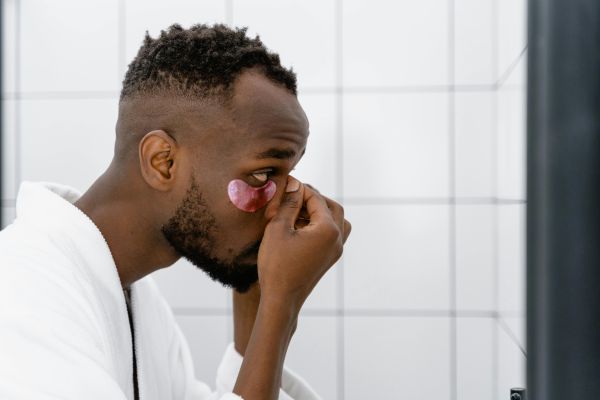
[0,23,351,400]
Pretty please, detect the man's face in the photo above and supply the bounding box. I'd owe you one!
[161,71,309,292]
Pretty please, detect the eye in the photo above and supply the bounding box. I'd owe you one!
[251,169,273,184]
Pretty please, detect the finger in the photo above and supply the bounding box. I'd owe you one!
[342,219,352,244]
[321,195,344,235]
[272,176,305,228]
[302,185,334,225]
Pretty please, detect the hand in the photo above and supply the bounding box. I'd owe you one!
[257,176,351,312]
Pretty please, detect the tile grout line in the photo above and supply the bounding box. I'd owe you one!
[172,307,503,317]
[448,0,457,399]
[2,85,501,100]
[496,317,526,357]
[118,0,125,88]
[492,0,500,397]
[334,0,344,398]
[14,0,21,197]
[495,44,528,89]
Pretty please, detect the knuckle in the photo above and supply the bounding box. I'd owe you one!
[281,195,301,209]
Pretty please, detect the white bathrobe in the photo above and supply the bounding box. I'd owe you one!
[0,181,320,400]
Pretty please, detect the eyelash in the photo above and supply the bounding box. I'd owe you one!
[250,167,296,184]
[251,169,275,184]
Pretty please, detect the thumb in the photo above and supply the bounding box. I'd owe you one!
[272,176,304,228]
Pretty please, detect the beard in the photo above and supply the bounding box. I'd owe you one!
[161,175,259,293]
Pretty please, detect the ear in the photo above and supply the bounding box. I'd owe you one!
[138,130,179,191]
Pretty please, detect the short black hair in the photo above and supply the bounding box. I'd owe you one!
[120,23,297,102]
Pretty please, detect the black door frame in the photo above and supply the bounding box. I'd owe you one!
[527,0,600,398]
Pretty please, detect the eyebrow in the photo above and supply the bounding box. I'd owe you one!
[255,147,306,160]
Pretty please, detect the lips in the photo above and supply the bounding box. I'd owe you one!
[227,179,277,213]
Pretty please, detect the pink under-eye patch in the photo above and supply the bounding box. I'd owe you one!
[227,179,277,212]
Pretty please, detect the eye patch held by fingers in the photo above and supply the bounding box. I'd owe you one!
[228,179,277,212]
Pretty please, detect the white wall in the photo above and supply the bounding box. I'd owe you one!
[1,1,527,399]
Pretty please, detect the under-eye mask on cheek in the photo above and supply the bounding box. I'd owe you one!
[227,179,277,212]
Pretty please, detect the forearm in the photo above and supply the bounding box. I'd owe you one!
[232,297,298,400]
[233,286,260,356]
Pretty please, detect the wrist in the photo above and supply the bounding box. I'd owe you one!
[256,294,299,336]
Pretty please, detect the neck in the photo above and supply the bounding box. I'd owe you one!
[74,164,180,288]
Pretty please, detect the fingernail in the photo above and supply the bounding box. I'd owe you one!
[286,177,300,193]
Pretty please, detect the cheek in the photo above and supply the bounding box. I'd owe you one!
[227,179,277,213]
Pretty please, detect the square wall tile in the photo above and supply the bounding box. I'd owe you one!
[1,207,16,230]
[294,94,338,199]
[345,317,451,400]
[302,262,339,311]
[498,204,525,317]
[455,92,494,198]
[233,0,336,89]
[124,0,227,79]
[455,0,495,85]
[497,88,526,200]
[21,0,120,93]
[175,315,229,387]
[344,205,450,310]
[2,100,17,200]
[343,93,449,198]
[456,205,495,311]
[457,318,495,400]
[2,0,17,94]
[20,98,118,193]
[497,321,526,399]
[343,0,449,87]
[286,316,337,400]
[497,0,527,82]
[151,258,229,310]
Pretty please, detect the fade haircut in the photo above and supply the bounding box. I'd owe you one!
[119,23,297,103]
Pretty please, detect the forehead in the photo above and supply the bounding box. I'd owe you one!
[226,71,309,153]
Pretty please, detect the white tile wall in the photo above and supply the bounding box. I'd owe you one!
[497,204,525,317]
[344,205,450,310]
[1,100,16,200]
[497,0,527,82]
[293,93,338,199]
[343,93,449,199]
[175,315,230,386]
[456,205,495,311]
[455,92,495,198]
[497,321,526,399]
[345,317,451,400]
[343,0,449,87]
[19,98,117,193]
[151,258,229,311]
[233,0,336,90]
[457,318,495,400]
[286,316,338,400]
[500,316,526,351]
[2,0,17,94]
[454,0,495,85]
[497,88,526,200]
[20,0,121,93]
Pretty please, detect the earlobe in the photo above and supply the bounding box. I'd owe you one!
[138,130,177,191]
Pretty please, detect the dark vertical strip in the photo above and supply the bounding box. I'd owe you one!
[527,0,600,399]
